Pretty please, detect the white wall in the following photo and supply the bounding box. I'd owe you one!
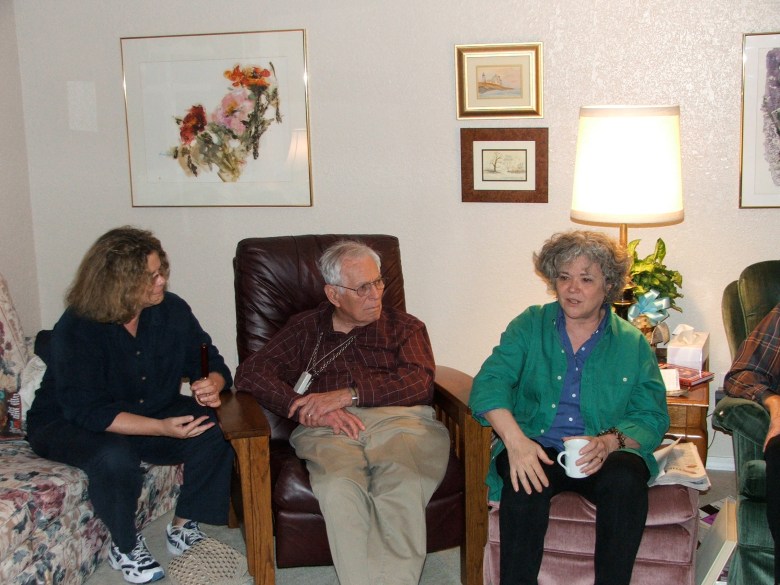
[0,0,39,333]
[11,0,780,464]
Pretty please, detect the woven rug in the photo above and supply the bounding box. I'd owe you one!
[168,538,248,585]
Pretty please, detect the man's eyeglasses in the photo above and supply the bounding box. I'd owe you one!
[332,277,386,297]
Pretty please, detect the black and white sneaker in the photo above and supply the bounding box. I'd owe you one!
[166,520,206,555]
[108,533,165,584]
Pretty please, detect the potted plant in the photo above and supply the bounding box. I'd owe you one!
[628,238,683,312]
[626,238,683,345]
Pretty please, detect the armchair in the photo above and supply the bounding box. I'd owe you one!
[712,259,780,585]
[216,234,491,585]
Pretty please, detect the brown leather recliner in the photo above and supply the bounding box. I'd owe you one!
[229,234,490,585]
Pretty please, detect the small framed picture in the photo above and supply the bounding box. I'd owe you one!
[460,127,548,203]
[455,43,543,119]
[740,32,780,208]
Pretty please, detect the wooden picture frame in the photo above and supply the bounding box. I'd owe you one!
[455,43,543,119]
[739,32,780,208]
[121,29,312,207]
[460,127,548,203]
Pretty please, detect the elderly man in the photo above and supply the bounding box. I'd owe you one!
[235,240,450,585]
[724,302,780,585]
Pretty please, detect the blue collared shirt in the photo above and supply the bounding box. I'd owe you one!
[535,305,609,451]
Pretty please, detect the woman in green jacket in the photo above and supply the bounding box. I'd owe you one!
[469,231,668,585]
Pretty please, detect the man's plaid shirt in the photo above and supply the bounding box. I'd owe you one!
[725,303,780,405]
[235,301,435,418]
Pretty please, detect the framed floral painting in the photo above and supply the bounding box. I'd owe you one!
[455,42,543,119]
[121,30,311,207]
[740,32,780,208]
[460,128,548,203]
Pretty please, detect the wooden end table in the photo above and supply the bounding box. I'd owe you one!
[666,380,710,464]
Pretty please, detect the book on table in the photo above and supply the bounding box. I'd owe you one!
[659,362,715,387]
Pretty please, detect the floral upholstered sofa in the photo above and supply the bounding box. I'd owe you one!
[0,273,181,585]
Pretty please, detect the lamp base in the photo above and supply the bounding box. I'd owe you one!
[612,284,636,320]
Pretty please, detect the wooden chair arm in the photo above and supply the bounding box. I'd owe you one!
[433,365,491,585]
[434,365,474,413]
[215,389,274,584]
[215,388,270,440]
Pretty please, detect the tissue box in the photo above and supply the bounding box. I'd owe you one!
[666,332,709,371]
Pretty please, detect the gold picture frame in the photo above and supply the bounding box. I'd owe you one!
[455,42,543,119]
[739,32,780,208]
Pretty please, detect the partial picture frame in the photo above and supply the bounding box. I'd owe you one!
[460,127,548,203]
[740,32,780,208]
[121,29,312,207]
[455,43,543,119]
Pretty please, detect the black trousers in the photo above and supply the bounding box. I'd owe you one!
[765,434,780,583]
[495,445,650,585]
[28,395,233,552]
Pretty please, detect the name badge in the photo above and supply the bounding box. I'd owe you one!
[294,371,313,395]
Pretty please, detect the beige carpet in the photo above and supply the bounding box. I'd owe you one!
[85,510,461,585]
[86,469,735,584]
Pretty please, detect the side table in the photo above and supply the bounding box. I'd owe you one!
[666,380,710,464]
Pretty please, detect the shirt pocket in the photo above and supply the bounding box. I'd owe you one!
[589,371,634,422]
[357,344,398,370]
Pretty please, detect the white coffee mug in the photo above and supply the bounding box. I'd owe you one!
[557,438,590,478]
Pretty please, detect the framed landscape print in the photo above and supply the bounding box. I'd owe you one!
[460,127,548,202]
[740,32,780,208]
[455,42,543,119]
[121,29,312,207]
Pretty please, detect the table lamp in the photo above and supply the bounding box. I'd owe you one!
[570,105,684,318]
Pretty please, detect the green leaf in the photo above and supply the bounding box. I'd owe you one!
[628,237,683,313]
[653,238,666,263]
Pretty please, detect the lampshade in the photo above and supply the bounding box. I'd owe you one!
[571,105,684,227]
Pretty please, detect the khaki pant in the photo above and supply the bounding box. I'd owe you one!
[290,405,450,585]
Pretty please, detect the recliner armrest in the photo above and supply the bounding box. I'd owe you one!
[713,396,769,448]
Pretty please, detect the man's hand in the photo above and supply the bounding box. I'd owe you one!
[764,394,780,451]
[312,409,365,440]
[288,389,352,421]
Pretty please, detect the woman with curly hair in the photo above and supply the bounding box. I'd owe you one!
[469,230,669,585]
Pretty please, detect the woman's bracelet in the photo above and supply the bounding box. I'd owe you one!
[597,427,626,449]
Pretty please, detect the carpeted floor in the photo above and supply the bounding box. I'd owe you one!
[85,512,460,585]
[86,469,736,585]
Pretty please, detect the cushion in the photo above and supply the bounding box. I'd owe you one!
[0,272,30,434]
[741,459,767,500]
[737,496,774,549]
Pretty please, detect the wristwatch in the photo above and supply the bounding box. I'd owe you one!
[349,386,359,406]
[598,427,626,449]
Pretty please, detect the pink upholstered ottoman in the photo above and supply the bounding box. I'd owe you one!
[484,483,699,585]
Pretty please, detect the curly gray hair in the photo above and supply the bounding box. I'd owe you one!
[533,230,630,305]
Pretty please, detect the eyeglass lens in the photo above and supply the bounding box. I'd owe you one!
[357,278,386,296]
